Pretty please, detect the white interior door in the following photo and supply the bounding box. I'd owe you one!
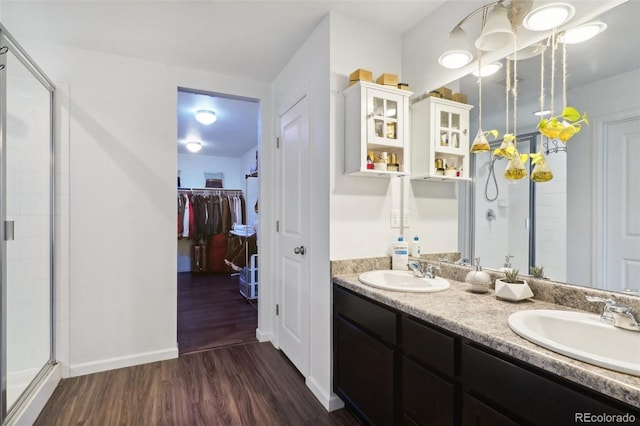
[277,96,309,376]
[604,116,640,292]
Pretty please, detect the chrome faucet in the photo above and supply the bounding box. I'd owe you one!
[425,264,440,279]
[408,262,440,279]
[408,261,426,278]
[586,296,640,332]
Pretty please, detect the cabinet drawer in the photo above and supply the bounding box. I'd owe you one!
[462,343,637,424]
[462,393,519,426]
[334,286,396,344]
[401,316,454,377]
[403,356,455,426]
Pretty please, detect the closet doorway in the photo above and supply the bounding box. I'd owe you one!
[176,88,260,355]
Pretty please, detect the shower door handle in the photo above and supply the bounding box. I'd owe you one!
[4,221,14,241]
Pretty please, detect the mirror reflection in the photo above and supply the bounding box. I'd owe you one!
[458,0,640,293]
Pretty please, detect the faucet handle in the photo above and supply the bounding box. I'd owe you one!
[585,296,616,306]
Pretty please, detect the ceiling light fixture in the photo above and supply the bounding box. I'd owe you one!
[195,109,217,125]
[186,140,202,153]
[475,3,514,51]
[523,3,575,31]
[559,20,607,44]
[438,0,527,70]
[472,61,503,77]
[438,26,474,69]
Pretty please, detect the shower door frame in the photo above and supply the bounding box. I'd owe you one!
[0,23,56,422]
[467,132,539,272]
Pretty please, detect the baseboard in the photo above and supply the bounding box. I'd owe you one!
[306,376,345,412]
[69,346,179,377]
[256,328,275,344]
[7,363,61,426]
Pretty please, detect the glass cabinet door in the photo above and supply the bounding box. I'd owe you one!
[368,90,403,147]
[437,106,465,151]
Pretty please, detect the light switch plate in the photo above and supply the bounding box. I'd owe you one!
[390,210,400,228]
[403,210,410,227]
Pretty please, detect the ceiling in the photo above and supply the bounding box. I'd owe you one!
[2,1,635,157]
[1,0,446,158]
[460,0,639,130]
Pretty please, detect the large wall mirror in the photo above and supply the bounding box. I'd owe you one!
[456,0,639,294]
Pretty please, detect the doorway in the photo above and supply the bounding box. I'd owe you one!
[176,87,260,355]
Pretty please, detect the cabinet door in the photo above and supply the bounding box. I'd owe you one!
[367,89,404,148]
[334,315,395,425]
[403,357,454,426]
[434,103,468,151]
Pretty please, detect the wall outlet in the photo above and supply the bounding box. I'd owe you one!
[403,210,410,227]
[390,210,400,228]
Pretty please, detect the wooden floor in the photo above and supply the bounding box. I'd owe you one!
[35,342,361,425]
[178,272,258,355]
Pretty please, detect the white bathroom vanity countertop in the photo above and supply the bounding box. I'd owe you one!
[333,273,640,409]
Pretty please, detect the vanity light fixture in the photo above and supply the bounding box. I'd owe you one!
[438,0,530,70]
[186,140,203,153]
[472,61,503,77]
[523,3,575,31]
[195,109,217,125]
[438,26,474,69]
[474,3,514,51]
[559,20,607,44]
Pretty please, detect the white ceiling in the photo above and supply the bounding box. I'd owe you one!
[1,0,446,158]
[2,1,635,157]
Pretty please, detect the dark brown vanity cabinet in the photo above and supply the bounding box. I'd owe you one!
[334,286,398,425]
[401,316,457,425]
[333,285,640,425]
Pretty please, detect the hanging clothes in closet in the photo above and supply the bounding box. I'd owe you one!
[177,189,246,273]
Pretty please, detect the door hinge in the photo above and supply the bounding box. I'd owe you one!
[276,304,280,316]
[276,220,280,232]
[276,137,280,148]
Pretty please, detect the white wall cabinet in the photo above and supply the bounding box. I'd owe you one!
[411,96,473,182]
[344,81,412,177]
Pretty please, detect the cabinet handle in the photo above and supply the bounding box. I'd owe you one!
[294,246,306,255]
[463,129,468,135]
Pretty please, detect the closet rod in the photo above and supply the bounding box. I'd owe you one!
[178,188,244,195]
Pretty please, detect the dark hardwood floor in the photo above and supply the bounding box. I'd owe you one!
[178,272,258,355]
[35,342,361,425]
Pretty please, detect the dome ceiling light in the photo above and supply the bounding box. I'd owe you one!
[186,140,203,153]
[523,3,575,32]
[195,109,217,125]
[559,20,607,44]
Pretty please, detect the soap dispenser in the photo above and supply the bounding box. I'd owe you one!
[466,257,491,293]
[392,236,409,271]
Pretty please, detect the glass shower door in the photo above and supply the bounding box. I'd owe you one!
[0,30,54,417]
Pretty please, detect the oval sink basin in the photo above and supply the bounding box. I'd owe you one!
[508,310,640,376]
[358,270,450,293]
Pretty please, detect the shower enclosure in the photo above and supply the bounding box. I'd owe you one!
[0,24,56,422]
[471,132,568,281]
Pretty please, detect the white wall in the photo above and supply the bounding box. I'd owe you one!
[330,13,404,260]
[178,152,245,189]
[9,39,271,377]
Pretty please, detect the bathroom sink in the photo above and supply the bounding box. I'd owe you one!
[508,310,640,376]
[358,270,450,293]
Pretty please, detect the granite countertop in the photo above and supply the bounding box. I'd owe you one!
[333,273,640,409]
